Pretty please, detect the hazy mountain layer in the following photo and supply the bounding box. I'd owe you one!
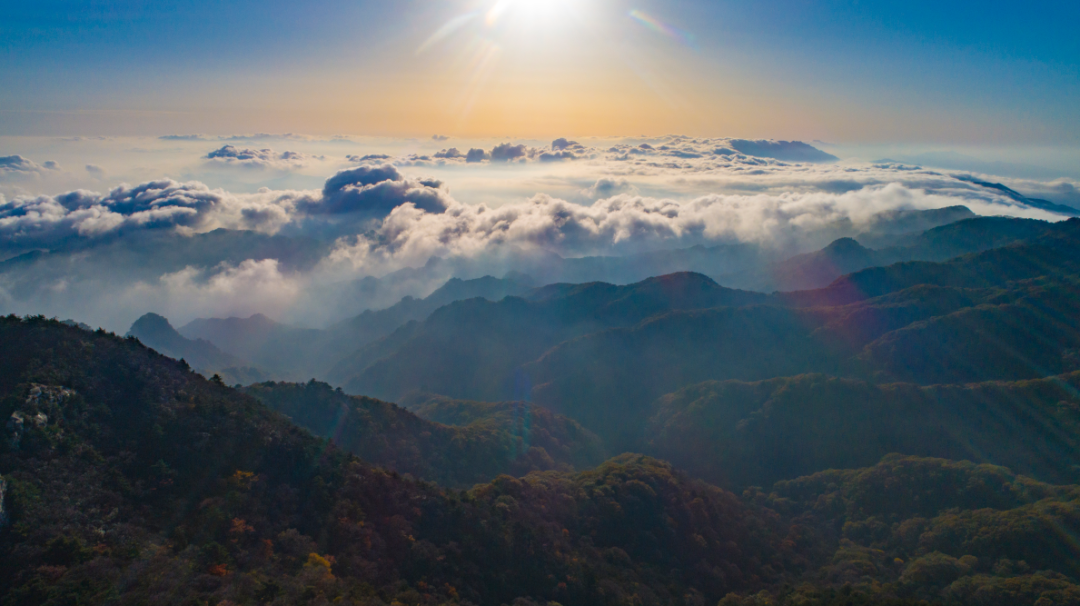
[330,272,769,397]
[733,215,1053,292]
[333,219,1080,453]
[118,214,1050,389]
[174,274,536,381]
[127,312,242,372]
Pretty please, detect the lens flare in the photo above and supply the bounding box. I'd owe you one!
[417,12,478,55]
[629,9,696,48]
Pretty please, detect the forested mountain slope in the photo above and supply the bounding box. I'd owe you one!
[647,372,1080,488]
[735,455,1080,606]
[243,380,605,486]
[0,317,789,605]
[526,277,1080,444]
[2,318,1080,605]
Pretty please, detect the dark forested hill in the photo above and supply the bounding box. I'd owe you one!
[736,455,1080,606]
[647,372,1080,488]
[2,317,1080,605]
[243,380,605,486]
[0,316,790,605]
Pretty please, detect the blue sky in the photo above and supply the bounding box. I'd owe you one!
[1,0,1078,143]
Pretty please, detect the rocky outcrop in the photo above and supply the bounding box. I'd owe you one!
[8,384,72,449]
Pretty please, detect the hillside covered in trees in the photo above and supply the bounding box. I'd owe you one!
[242,380,605,487]
[2,318,1080,605]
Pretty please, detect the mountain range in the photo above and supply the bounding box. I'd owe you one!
[129,214,1058,389]
[3,317,1080,605]
[7,197,1080,604]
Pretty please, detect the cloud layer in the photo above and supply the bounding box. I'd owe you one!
[2,136,1077,331]
[322,180,1057,277]
[3,149,1071,258]
[394,136,839,169]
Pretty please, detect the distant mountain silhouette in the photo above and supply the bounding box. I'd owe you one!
[178,314,321,379]
[127,312,241,372]
[742,216,1053,292]
[853,205,976,247]
[126,312,264,383]
[326,273,536,345]
[782,217,1080,307]
[767,237,887,291]
[958,176,1080,215]
[727,139,839,163]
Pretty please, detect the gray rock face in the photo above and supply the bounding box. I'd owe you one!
[7,412,24,449]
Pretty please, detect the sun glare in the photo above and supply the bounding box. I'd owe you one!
[486,0,580,30]
[514,0,574,20]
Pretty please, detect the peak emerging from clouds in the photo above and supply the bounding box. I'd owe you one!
[726,140,839,163]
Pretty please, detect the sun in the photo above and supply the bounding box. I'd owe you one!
[486,0,581,30]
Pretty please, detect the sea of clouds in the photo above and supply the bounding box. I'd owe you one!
[0,134,1077,330]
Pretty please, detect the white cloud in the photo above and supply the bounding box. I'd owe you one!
[302,164,452,218]
[0,155,60,177]
[205,145,317,170]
